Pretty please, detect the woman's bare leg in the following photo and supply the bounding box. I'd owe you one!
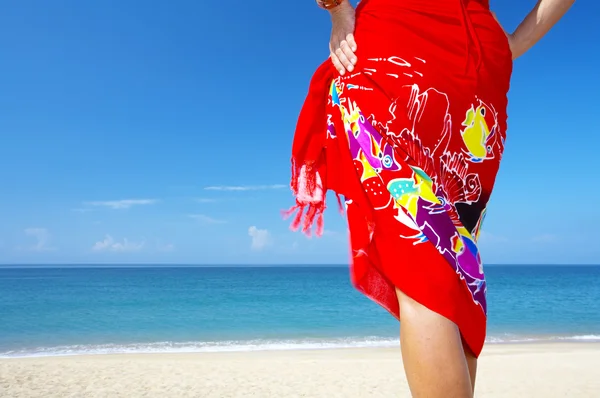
[396,288,474,398]
[463,342,478,393]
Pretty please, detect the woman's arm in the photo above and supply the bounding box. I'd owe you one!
[508,0,576,59]
[327,1,357,75]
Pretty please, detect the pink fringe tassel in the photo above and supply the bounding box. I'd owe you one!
[283,159,328,238]
[282,201,326,238]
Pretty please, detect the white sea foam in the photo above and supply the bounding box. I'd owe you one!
[2,335,599,358]
[0,337,399,358]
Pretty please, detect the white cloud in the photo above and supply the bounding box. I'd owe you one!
[84,199,158,210]
[204,184,286,191]
[477,231,509,243]
[195,198,217,203]
[320,229,348,242]
[532,234,558,243]
[23,228,55,251]
[92,235,144,252]
[153,239,175,252]
[188,214,226,224]
[157,242,175,252]
[248,226,271,251]
[72,208,94,213]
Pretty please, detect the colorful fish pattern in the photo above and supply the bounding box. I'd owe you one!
[326,57,506,313]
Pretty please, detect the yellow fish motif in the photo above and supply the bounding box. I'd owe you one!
[461,105,492,162]
[358,152,379,181]
[412,167,440,205]
[387,167,440,218]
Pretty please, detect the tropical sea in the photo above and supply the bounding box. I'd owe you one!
[1,265,599,358]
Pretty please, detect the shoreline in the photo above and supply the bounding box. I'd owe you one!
[2,343,600,397]
[2,340,600,359]
[2,337,600,359]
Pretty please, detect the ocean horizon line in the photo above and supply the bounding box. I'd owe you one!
[1,263,600,269]
[3,266,600,363]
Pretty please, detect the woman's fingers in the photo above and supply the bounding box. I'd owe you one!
[346,33,357,53]
[335,46,353,72]
[328,3,357,75]
[329,44,346,75]
[340,40,357,68]
[330,37,357,75]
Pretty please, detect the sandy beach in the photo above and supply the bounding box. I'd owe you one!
[1,343,599,397]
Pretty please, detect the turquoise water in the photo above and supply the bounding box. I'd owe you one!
[1,265,599,357]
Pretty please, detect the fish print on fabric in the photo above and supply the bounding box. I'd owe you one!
[326,56,506,314]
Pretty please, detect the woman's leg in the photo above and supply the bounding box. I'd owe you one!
[464,342,478,393]
[396,288,474,398]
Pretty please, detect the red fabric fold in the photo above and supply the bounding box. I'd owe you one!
[285,62,333,237]
[283,0,511,358]
[285,0,374,237]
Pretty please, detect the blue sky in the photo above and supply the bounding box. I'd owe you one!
[0,1,597,265]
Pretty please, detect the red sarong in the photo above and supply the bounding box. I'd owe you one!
[286,0,512,357]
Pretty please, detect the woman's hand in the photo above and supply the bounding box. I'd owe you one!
[329,2,357,75]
